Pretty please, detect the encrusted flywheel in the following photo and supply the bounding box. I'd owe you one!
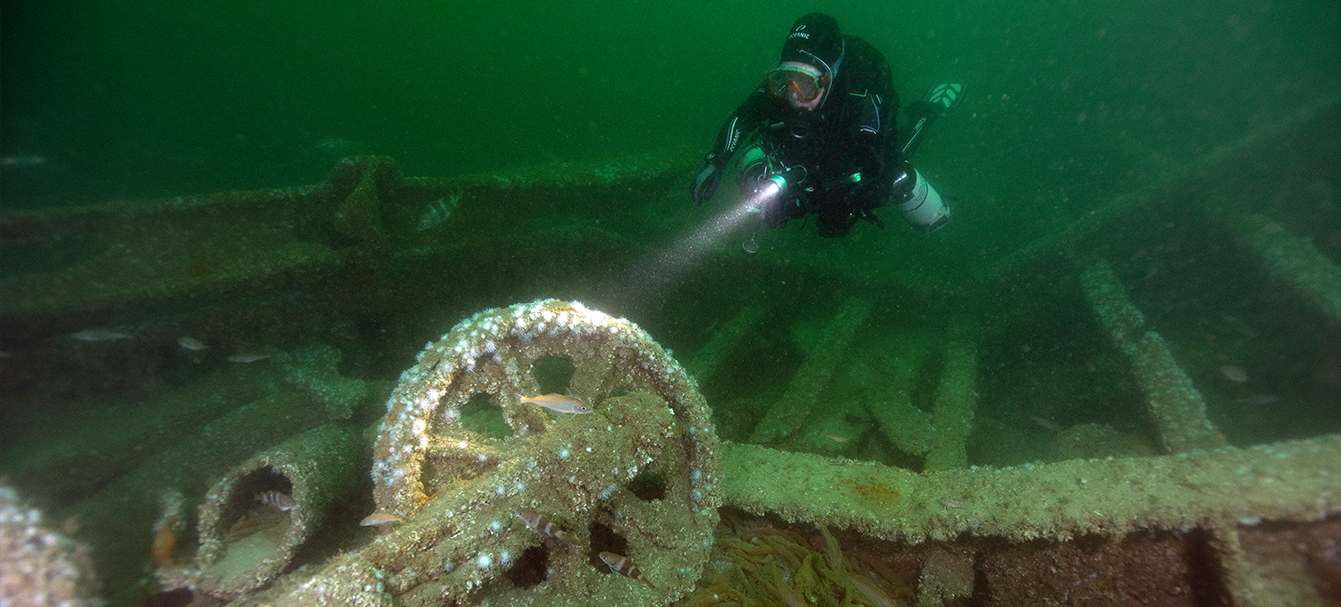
[347,299,722,606]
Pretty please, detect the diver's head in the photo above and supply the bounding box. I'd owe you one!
[768,13,844,111]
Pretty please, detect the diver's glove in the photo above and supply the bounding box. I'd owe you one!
[761,193,805,228]
[737,154,809,227]
[753,172,807,228]
[691,156,724,206]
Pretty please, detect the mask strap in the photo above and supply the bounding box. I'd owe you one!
[831,39,845,77]
[798,38,845,81]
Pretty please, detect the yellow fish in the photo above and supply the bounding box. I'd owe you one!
[520,394,592,415]
[359,512,401,526]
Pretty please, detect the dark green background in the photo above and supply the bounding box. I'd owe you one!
[5,0,1336,214]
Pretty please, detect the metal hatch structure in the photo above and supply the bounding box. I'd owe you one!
[1,93,1339,607]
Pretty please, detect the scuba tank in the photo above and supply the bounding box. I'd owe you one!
[890,83,964,232]
[891,162,949,232]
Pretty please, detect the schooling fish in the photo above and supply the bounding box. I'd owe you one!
[520,394,592,415]
[1219,365,1249,384]
[257,490,296,512]
[599,551,655,588]
[227,352,271,363]
[1,155,48,168]
[1234,394,1282,405]
[177,336,209,351]
[417,193,460,231]
[517,509,571,542]
[70,330,131,342]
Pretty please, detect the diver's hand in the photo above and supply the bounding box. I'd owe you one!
[761,196,788,228]
[752,169,806,228]
[761,196,805,228]
[691,163,722,206]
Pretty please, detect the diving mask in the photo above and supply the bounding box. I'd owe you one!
[766,63,829,103]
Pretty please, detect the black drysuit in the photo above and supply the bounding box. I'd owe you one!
[704,36,901,236]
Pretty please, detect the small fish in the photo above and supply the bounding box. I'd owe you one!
[825,434,848,443]
[520,394,592,415]
[1219,365,1249,384]
[151,523,178,565]
[71,330,131,342]
[257,490,296,512]
[1234,394,1282,405]
[227,352,271,363]
[313,137,364,155]
[1029,415,1062,432]
[359,512,401,526]
[1,155,47,168]
[599,551,654,588]
[177,336,209,351]
[938,497,967,509]
[417,193,460,231]
[517,509,570,542]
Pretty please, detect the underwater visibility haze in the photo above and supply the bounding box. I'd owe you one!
[2,0,1340,605]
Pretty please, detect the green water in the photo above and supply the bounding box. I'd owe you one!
[2,0,1340,603]
[4,0,1336,205]
[4,0,1339,293]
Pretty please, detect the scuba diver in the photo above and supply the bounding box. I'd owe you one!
[690,13,964,242]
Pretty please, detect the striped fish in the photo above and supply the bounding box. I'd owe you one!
[257,490,296,512]
[517,509,570,543]
[599,551,655,588]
